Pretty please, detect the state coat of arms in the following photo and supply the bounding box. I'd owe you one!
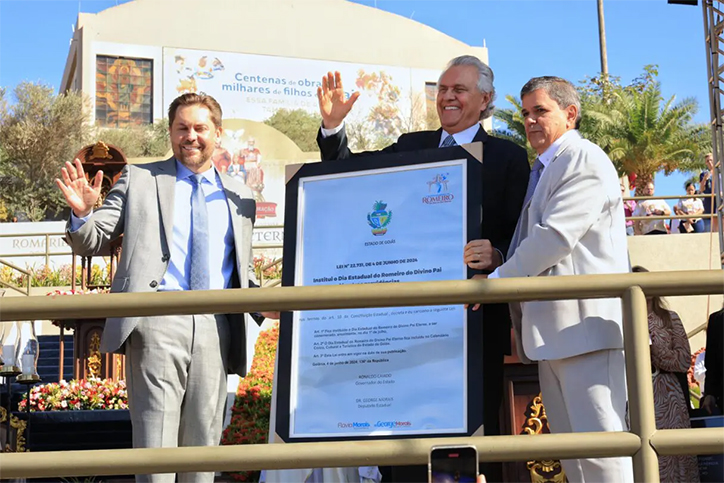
[367,201,392,236]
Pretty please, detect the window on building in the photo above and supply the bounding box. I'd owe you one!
[95,55,153,127]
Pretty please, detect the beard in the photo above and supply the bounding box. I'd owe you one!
[173,142,215,171]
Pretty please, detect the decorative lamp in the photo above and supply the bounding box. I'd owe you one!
[0,322,21,376]
[15,321,40,383]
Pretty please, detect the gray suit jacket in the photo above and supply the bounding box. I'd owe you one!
[498,131,629,363]
[65,158,259,376]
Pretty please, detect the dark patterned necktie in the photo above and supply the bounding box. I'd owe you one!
[440,134,457,147]
[523,158,544,206]
[188,174,209,290]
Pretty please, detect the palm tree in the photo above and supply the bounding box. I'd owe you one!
[585,79,709,195]
[493,95,536,163]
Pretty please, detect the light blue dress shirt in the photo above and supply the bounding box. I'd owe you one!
[70,160,235,291]
[161,161,235,291]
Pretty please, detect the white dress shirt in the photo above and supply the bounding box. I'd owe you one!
[320,121,482,145]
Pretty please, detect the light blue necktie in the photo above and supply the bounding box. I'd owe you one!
[440,134,457,147]
[523,158,544,206]
[188,174,210,291]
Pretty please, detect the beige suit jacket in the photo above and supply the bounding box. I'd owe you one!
[498,131,629,363]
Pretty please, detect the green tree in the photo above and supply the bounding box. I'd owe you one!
[0,83,89,221]
[493,95,536,163]
[263,108,322,152]
[585,67,709,194]
[96,118,170,158]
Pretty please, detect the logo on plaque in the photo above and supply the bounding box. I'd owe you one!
[367,201,392,236]
[423,173,454,204]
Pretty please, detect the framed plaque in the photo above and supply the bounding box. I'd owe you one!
[274,145,483,442]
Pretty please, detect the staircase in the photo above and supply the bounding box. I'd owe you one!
[36,334,74,384]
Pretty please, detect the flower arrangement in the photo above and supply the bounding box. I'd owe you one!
[19,378,128,412]
[253,255,282,281]
[0,263,110,288]
[221,323,279,482]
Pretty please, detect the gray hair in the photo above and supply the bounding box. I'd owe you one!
[438,55,496,120]
[520,76,581,129]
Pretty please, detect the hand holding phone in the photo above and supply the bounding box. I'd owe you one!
[429,445,479,483]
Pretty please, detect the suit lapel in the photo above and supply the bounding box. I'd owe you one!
[425,129,444,149]
[219,173,252,285]
[510,132,580,256]
[472,124,488,145]
[154,158,177,252]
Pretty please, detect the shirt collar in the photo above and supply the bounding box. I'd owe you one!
[175,159,217,184]
[441,123,481,146]
[537,129,580,168]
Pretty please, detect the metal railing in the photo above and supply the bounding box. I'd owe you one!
[704,0,724,258]
[623,193,717,222]
[0,232,72,268]
[0,270,722,480]
[0,258,31,296]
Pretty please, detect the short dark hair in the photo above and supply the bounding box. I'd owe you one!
[168,93,223,129]
[521,76,582,129]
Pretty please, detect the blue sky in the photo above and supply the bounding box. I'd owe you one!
[0,0,709,202]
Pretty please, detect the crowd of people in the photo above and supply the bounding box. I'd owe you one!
[53,53,722,483]
[625,158,718,236]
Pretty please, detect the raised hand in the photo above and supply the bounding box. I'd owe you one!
[317,71,360,130]
[55,158,103,218]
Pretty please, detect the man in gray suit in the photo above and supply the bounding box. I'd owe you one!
[475,77,634,482]
[57,93,277,483]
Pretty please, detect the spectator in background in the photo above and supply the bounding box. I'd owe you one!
[621,178,636,236]
[673,182,705,233]
[700,153,718,232]
[702,307,723,415]
[633,266,700,483]
[633,181,671,235]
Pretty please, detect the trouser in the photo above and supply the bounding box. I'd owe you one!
[125,314,230,483]
[538,349,634,483]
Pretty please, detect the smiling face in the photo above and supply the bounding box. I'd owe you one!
[521,88,578,155]
[169,104,222,173]
[436,65,490,135]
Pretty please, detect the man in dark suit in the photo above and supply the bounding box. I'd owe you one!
[316,55,530,482]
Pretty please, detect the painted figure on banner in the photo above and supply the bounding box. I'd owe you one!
[211,138,232,174]
[242,138,265,202]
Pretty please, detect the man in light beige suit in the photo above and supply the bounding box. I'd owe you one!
[475,77,633,482]
[57,93,277,483]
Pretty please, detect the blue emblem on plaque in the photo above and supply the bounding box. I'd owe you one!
[367,201,392,236]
